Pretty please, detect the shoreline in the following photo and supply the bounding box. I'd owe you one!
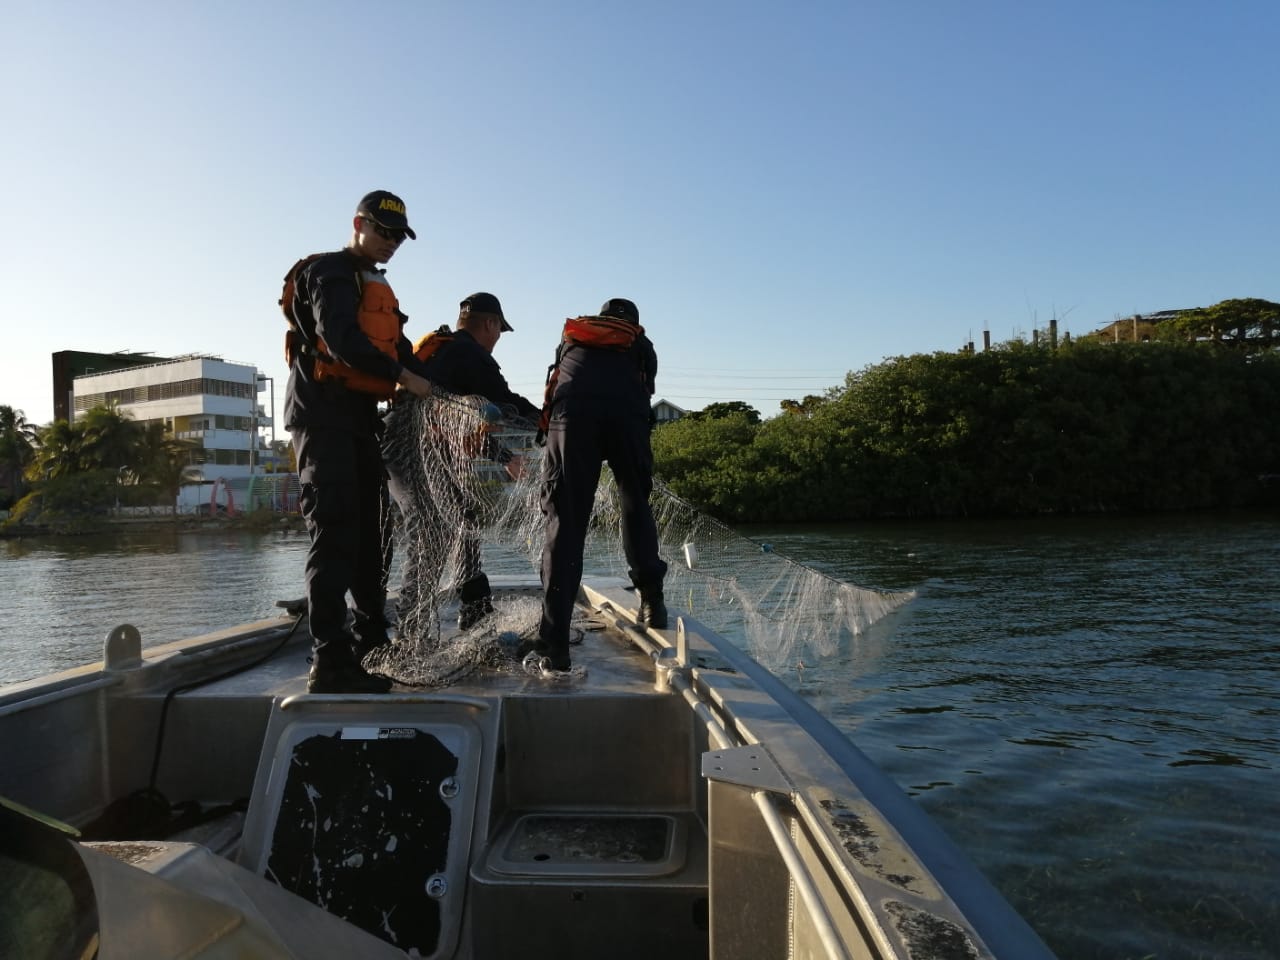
[0,513,308,539]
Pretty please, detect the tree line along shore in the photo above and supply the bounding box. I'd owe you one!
[652,336,1280,523]
[5,299,1280,530]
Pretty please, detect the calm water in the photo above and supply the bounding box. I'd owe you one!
[2,515,1278,959]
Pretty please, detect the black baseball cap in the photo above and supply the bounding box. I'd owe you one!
[356,190,416,240]
[599,298,639,325]
[460,292,513,332]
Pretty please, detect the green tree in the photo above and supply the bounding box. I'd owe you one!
[27,405,140,482]
[12,405,197,526]
[653,337,1280,523]
[77,405,139,472]
[0,405,37,507]
[270,439,296,473]
[779,395,828,418]
[1158,298,1280,350]
[652,411,761,511]
[133,421,201,514]
[7,470,117,533]
[685,401,762,425]
[27,419,83,481]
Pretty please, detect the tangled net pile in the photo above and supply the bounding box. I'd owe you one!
[368,393,915,686]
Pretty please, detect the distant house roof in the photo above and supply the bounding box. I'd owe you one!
[1094,309,1192,343]
[1122,309,1186,323]
[651,399,686,422]
[1142,309,1185,323]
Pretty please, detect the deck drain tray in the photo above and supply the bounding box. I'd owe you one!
[490,813,687,878]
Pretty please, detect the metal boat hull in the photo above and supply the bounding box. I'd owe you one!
[0,577,1055,959]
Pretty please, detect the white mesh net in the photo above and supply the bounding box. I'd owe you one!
[368,393,915,686]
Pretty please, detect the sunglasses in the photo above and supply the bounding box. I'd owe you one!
[360,217,407,243]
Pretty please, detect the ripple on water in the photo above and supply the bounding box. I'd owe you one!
[755,514,1280,958]
[1,531,311,684]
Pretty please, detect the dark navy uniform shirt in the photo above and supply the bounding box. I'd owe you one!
[421,328,539,421]
[283,248,427,433]
[550,330,658,417]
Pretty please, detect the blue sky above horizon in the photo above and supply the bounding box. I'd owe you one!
[2,1,1277,428]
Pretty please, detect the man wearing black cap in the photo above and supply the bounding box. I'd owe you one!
[397,292,540,633]
[531,297,668,678]
[420,293,539,423]
[284,189,434,693]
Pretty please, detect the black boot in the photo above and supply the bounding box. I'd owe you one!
[457,573,495,631]
[348,616,391,660]
[307,643,392,694]
[637,586,668,630]
[351,621,393,661]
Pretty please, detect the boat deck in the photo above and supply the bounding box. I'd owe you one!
[186,600,661,702]
[58,577,716,957]
[0,576,1058,959]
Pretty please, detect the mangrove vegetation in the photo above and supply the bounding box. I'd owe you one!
[653,335,1280,522]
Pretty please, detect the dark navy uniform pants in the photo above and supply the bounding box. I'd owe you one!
[538,397,667,667]
[292,425,392,659]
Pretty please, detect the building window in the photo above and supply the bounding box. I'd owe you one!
[74,375,256,410]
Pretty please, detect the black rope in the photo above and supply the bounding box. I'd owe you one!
[146,612,307,790]
[80,612,306,841]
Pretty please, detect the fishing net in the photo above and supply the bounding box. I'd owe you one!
[368,393,915,686]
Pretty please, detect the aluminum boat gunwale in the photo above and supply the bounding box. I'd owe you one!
[0,575,1056,959]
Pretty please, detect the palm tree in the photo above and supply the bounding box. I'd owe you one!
[27,405,139,483]
[0,405,38,506]
[134,421,201,515]
[18,406,200,522]
[27,419,83,481]
[16,418,107,526]
[77,405,139,471]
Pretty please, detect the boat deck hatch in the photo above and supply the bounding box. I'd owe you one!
[490,812,686,877]
[239,701,485,959]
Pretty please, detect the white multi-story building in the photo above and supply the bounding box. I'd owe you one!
[71,356,274,499]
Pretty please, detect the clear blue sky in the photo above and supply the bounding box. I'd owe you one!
[2,1,1276,429]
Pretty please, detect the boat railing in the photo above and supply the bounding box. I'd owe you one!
[580,578,1054,960]
[0,672,121,716]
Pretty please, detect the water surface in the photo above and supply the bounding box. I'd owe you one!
[2,514,1277,958]
[749,513,1279,960]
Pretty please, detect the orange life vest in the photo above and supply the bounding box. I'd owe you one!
[281,255,403,400]
[410,324,498,456]
[536,316,645,440]
[413,325,455,364]
[561,315,640,350]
